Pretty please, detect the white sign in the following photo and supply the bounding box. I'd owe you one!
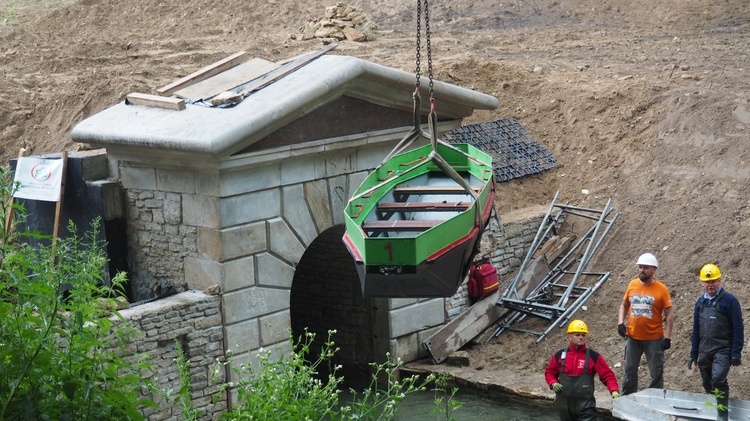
[13,157,64,202]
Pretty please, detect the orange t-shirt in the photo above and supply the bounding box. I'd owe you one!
[623,278,673,340]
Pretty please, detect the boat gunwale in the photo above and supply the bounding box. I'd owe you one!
[343,142,494,266]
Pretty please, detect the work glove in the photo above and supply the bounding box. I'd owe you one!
[552,383,563,393]
[611,391,621,399]
[617,323,627,338]
[661,338,671,350]
[688,358,696,369]
[732,357,742,366]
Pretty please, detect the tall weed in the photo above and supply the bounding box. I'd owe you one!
[219,329,458,421]
[0,166,153,420]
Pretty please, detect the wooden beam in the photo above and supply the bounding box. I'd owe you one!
[377,202,471,212]
[422,255,552,364]
[125,92,186,111]
[541,234,576,264]
[393,185,482,195]
[422,288,508,364]
[155,51,248,96]
[211,43,338,106]
[51,151,68,266]
[363,220,441,232]
[3,148,28,240]
[173,57,280,100]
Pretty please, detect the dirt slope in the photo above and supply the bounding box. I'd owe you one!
[2,0,750,400]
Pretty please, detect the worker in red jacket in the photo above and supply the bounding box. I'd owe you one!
[545,320,621,421]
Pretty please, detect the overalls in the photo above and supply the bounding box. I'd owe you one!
[697,290,731,398]
[555,348,597,421]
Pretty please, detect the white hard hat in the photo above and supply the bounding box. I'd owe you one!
[636,253,659,268]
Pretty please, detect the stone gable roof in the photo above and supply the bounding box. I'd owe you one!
[72,54,498,159]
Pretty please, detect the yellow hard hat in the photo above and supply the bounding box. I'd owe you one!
[700,264,721,282]
[567,320,589,334]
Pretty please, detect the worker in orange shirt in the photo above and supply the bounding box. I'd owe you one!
[617,252,674,395]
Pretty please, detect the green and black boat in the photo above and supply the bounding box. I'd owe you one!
[343,140,495,297]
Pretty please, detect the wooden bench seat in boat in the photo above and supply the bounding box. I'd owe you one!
[377,202,471,212]
[393,185,483,196]
[362,220,442,232]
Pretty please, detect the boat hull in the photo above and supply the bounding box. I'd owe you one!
[343,142,495,297]
[344,209,488,297]
[612,388,750,421]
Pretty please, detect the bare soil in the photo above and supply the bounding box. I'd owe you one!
[3,0,750,404]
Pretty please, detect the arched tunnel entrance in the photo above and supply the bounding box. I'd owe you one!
[290,224,375,387]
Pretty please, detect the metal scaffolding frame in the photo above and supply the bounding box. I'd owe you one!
[488,193,619,343]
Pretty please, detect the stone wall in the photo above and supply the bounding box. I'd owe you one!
[115,205,550,419]
[444,205,549,319]
[367,205,551,366]
[119,290,225,421]
[126,189,197,301]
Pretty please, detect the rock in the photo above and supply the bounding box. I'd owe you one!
[444,350,471,367]
[350,14,368,26]
[203,284,221,295]
[314,27,342,39]
[302,22,317,40]
[332,18,353,28]
[300,3,372,42]
[343,27,367,42]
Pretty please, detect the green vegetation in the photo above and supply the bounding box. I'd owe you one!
[218,329,461,421]
[0,166,153,420]
[1,0,76,25]
[0,166,460,420]
[431,375,463,421]
[706,388,727,412]
[165,339,203,421]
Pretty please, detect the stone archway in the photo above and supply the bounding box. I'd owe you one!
[290,224,374,387]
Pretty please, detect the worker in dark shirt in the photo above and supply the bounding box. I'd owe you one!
[545,320,621,421]
[689,263,744,421]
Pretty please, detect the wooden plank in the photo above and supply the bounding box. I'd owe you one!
[210,43,338,106]
[394,185,482,195]
[173,57,280,100]
[509,254,553,300]
[377,202,471,212]
[543,234,576,264]
[50,151,68,266]
[422,288,508,364]
[4,148,28,239]
[422,255,552,364]
[125,93,186,111]
[363,220,441,232]
[155,51,248,97]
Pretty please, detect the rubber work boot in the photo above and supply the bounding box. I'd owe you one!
[716,397,729,421]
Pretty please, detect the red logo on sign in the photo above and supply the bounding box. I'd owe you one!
[31,164,53,182]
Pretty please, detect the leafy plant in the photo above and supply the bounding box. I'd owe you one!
[221,329,343,420]
[164,339,202,421]
[219,328,458,421]
[704,388,727,412]
[339,354,438,421]
[0,166,153,420]
[430,375,463,421]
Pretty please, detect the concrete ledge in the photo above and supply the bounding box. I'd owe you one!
[118,289,218,319]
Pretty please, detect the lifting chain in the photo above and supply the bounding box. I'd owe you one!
[415,0,421,86]
[414,0,435,100]
[423,0,434,100]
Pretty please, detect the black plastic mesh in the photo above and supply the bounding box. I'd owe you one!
[445,117,558,183]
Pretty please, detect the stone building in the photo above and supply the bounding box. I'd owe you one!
[71,52,500,399]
